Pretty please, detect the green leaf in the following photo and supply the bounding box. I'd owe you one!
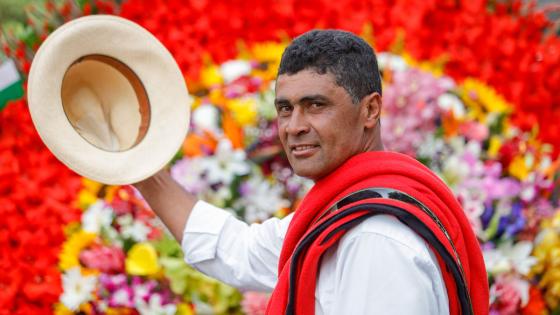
[153,235,183,258]
[484,211,500,241]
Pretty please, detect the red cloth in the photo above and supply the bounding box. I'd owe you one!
[266,151,489,315]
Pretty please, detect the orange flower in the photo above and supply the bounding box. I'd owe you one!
[521,286,548,315]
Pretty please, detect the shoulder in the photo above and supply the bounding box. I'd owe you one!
[337,214,438,264]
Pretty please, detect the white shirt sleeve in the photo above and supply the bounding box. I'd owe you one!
[181,200,292,292]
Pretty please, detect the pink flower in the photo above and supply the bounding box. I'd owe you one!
[79,245,125,274]
[241,291,269,315]
[381,68,453,156]
[490,274,528,315]
[459,121,489,142]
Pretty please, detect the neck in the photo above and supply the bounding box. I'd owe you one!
[361,121,384,152]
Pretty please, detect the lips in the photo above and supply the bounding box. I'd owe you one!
[289,144,320,158]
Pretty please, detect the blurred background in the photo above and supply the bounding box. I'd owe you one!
[1,0,559,314]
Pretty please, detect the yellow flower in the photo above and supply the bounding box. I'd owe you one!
[200,64,223,87]
[82,178,102,193]
[176,303,195,315]
[227,98,258,126]
[250,41,286,64]
[80,303,94,314]
[105,307,136,315]
[54,303,73,315]
[250,41,287,80]
[59,230,96,271]
[508,155,531,180]
[104,185,119,203]
[460,78,512,116]
[77,191,97,211]
[77,179,103,210]
[487,136,502,159]
[209,89,226,107]
[77,179,119,209]
[125,242,160,276]
[401,52,447,77]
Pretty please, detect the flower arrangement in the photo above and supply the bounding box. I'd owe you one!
[56,184,243,314]
[1,0,559,314]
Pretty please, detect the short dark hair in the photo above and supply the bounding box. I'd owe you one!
[278,29,382,103]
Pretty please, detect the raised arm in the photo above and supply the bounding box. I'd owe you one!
[133,168,291,290]
[132,169,197,243]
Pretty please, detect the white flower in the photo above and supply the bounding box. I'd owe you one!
[192,104,222,135]
[256,87,277,120]
[377,53,408,72]
[416,134,445,160]
[201,139,250,185]
[82,201,113,234]
[121,220,151,242]
[441,154,470,187]
[437,93,465,118]
[112,288,132,306]
[60,267,97,311]
[237,175,290,223]
[103,225,123,247]
[220,60,252,83]
[171,158,209,195]
[133,283,151,300]
[137,294,177,315]
[483,241,537,276]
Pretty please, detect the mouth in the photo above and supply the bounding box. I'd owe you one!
[289,144,320,158]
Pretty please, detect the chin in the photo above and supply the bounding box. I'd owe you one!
[292,166,324,181]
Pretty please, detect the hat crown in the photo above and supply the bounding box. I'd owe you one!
[61,55,150,152]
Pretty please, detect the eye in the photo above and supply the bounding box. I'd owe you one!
[277,104,292,115]
[309,102,325,111]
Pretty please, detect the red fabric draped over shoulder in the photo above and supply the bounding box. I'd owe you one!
[266,151,489,315]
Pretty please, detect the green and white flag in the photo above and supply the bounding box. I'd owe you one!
[0,58,24,110]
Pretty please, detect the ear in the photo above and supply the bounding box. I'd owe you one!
[361,92,382,129]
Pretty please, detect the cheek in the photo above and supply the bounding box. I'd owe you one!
[277,120,286,139]
[319,115,361,149]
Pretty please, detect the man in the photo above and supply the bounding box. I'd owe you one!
[134,30,488,314]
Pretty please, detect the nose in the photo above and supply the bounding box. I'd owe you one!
[285,107,310,136]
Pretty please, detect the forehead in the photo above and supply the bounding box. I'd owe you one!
[275,69,348,102]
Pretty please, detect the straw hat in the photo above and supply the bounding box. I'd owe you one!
[28,15,191,185]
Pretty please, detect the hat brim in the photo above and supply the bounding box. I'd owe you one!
[28,15,191,185]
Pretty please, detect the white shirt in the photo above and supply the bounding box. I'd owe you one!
[182,200,449,314]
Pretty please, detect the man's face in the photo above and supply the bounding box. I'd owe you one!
[275,69,368,181]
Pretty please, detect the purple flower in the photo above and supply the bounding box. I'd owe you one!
[481,204,494,229]
[497,203,525,238]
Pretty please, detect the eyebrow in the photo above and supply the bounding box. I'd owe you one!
[274,94,330,107]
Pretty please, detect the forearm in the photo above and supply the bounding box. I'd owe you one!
[133,169,198,242]
[182,201,291,291]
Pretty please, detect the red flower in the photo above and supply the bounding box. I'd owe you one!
[0,99,82,311]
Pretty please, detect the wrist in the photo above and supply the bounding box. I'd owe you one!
[132,169,169,191]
